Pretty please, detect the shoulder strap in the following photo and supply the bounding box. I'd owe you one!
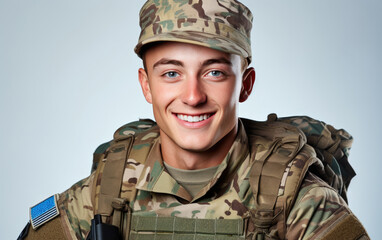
[242,115,317,239]
[96,135,135,216]
[91,119,157,216]
[91,119,158,239]
[245,113,357,239]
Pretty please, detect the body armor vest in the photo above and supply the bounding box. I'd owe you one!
[89,115,356,240]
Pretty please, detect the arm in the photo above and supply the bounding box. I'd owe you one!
[286,172,369,240]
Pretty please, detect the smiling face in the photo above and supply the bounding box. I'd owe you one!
[138,42,254,166]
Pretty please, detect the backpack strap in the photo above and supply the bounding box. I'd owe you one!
[96,135,135,217]
[242,116,317,239]
[91,119,158,239]
[245,113,357,239]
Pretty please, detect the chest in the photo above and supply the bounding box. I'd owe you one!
[129,164,255,220]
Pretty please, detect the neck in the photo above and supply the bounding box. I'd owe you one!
[160,125,238,170]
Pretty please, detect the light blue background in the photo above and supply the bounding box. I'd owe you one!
[1,0,381,239]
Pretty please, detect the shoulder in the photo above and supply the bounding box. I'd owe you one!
[58,173,96,238]
[18,214,67,240]
[19,119,159,239]
[19,173,96,240]
[290,171,346,218]
[286,172,369,240]
[18,194,73,239]
[91,118,158,172]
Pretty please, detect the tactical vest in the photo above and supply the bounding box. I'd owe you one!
[89,114,356,240]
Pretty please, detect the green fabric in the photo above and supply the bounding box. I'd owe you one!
[130,215,245,239]
[164,162,219,198]
[129,233,244,240]
[319,214,369,240]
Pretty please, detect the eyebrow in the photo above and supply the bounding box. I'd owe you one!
[153,59,183,69]
[201,57,232,67]
[152,57,232,69]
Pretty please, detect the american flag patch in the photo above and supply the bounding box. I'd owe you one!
[29,195,59,229]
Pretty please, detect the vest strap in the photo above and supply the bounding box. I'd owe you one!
[243,117,306,239]
[97,135,134,216]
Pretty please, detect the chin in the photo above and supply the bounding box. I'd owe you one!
[178,140,214,152]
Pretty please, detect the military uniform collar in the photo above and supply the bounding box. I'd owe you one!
[135,119,249,203]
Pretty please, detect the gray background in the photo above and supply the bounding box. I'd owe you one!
[1,0,381,239]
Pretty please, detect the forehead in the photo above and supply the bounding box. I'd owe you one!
[142,42,241,66]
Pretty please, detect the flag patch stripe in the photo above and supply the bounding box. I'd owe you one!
[30,195,59,229]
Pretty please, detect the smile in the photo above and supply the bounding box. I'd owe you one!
[176,114,212,123]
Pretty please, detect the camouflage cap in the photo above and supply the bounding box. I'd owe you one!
[135,0,253,63]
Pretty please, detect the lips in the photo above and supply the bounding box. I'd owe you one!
[176,113,212,123]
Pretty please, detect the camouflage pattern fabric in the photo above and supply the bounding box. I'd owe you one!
[286,172,352,239]
[278,115,356,202]
[135,0,253,63]
[57,174,95,239]
[46,116,367,239]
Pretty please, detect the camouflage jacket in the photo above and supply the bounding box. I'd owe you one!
[22,116,369,240]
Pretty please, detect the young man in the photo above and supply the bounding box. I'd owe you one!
[19,0,369,239]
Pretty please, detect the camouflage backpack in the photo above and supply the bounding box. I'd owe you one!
[89,114,356,239]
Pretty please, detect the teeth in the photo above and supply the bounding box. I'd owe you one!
[177,114,211,123]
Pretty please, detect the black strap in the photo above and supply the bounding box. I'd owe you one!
[17,222,30,240]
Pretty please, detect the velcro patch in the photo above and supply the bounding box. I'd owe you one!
[29,195,59,229]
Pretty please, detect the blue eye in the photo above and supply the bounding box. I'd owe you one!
[164,71,179,78]
[208,70,222,77]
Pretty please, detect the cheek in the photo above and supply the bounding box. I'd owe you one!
[234,77,243,98]
[150,84,178,109]
[217,79,242,105]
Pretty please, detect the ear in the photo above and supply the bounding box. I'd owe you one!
[138,68,153,104]
[239,67,255,103]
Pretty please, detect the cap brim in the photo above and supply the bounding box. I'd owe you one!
[135,31,251,63]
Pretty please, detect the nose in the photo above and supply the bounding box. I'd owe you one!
[181,78,207,106]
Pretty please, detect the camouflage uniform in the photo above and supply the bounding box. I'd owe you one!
[20,116,369,240]
[19,0,369,239]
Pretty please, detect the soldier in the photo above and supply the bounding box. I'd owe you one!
[18,0,369,239]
